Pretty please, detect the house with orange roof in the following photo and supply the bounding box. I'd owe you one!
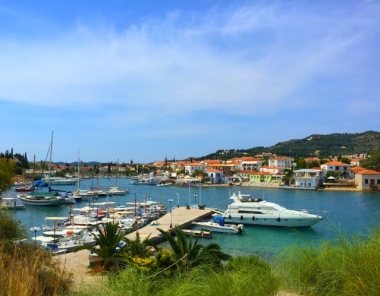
[260,165,284,175]
[207,163,234,177]
[227,157,262,171]
[350,166,380,191]
[320,161,351,176]
[269,157,292,169]
[205,168,224,184]
[200,159,221,166]
[350,158,364,167]
[226,160,241,171]
[236,170,255,182]
[184,163,206,175]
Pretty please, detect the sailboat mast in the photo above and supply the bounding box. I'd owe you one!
[48,131,54,186]
[77,149,80,190]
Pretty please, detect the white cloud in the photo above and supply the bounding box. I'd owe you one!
[0,1,379,118]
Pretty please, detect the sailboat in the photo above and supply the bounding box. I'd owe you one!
[72,150,97,202]
[44,133,76,204]
[15,165,35,192]
[107,159,129,195]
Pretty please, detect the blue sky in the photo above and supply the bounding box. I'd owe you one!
[1,1,379,164]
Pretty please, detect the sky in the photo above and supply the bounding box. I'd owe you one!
[0,0,379,164]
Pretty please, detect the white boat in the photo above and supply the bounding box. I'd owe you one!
[222,191,323,227]
[156,182,171,187]
[18,192,62,206]
[183,229,212,238]
[43,177,78,185]
[131,173,162,185]
[0,197,26,210]
[192,216,244,234]
[107,186,129,195]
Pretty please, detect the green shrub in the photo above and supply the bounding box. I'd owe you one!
[277,227,380,295]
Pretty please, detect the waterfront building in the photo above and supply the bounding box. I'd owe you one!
[249,171,272,184]
[320,161,351,177]
[184,163,206,175]
[206,163,234,178]
[352,167,380,191]
[205,168,224,184]
[235,170,254,182]
[293,169,323,189]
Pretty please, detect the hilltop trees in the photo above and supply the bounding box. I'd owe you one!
[360,150,380,171]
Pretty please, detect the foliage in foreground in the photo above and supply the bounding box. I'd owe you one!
[0,210,71,295]
[277,227,380,296]
[0,244,72,295]
[74,255,280,296]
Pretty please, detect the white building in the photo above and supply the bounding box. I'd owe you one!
[268,157,292,169]
[260,166,284,175]
[205,168,224,184]
[293,169,323,189]
[320,161,351,176]
[184,163,206,175]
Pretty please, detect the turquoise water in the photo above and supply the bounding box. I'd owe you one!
[6,178,380,260]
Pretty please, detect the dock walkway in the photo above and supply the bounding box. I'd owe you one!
[127,206,215,243]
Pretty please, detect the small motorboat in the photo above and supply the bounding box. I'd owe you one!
[192,216,244,234]
[0,197,26,210]
[183,229,212,238]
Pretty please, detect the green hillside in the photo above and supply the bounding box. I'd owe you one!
[200,131,380,160]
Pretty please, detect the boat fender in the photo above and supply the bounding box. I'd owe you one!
[252,216,255,221]
[65,243,68,246]
[276,217,281,222]
[57,243,61,246]
[240,215,243,220]
[228,215,231,220]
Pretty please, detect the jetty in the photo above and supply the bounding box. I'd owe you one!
[126,206,215,243]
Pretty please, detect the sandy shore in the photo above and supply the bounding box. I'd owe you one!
[55,250,106,292]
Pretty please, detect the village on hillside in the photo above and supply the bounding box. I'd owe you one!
[17,151,380,192]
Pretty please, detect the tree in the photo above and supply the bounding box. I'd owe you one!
[122,232,158,258]
[360,150,380,171]
[75,222,125,270]
[0,158,15,195]
[0,209,27,244]
[282,169,294,185]
[156,227,231,271]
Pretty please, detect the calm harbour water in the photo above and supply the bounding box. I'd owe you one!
[6,177,380,261]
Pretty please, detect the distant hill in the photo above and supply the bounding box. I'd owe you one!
[199,131,380,160]
[55,161,100,166]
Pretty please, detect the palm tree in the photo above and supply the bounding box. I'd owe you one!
[122,231,158,258]
[157,226,231,271]
[75,222,125,270]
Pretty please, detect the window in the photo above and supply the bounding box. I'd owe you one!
[365,179,368,184]
[377,179,380,185]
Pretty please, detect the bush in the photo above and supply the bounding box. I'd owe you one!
[277,227,380,295]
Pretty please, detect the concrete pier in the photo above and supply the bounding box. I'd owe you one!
[126,206,215,243]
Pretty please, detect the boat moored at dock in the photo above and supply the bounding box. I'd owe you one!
[192,215,244,234]
[222,191,323,227]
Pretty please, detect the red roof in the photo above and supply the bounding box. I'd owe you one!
[355,169,380,175]
[324,161,350,166]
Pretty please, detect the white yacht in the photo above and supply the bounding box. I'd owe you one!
[222,191,323,227]
[107,186,129,195]
[43,176,78,185]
